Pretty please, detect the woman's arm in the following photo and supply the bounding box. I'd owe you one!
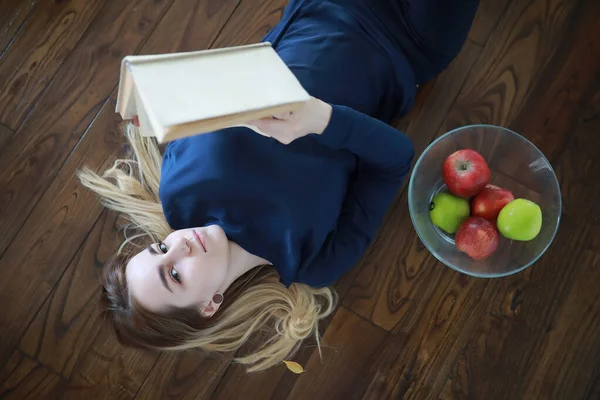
[297,104,414,286]
[250,98,414,287]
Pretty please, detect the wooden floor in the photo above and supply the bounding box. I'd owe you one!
[1,0,599,399]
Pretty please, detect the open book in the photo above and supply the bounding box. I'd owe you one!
[115,42,311,143]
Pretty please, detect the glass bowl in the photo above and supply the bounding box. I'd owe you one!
[408,125,562,278]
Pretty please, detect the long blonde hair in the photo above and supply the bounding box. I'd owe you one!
[77,123,336,372]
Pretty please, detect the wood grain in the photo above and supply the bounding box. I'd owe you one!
[442,221,591,400]
[0,122,12,151]
[467,0,512,46]
[286,307,389,400]
[344,0,580,332]
[0,349,66,400]
[61,326,159,400]
[452,76,600,400]
[0,0,240,386]
[211,0,288,48]
[0,0,174,258]
[362,273,491,399]
[18,210,120,379]
[449,0,578,127]
[0,0,105,130]
[135,351,232,400]
[443,3,600,398]
[0,96,123,370]
[0,0,599,398]
[139,0,241,54]
[509,0,600,168]
[444,215,600,400]
[0,0,37,55]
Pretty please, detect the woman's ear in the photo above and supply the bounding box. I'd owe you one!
[199,293,223,318]
[199,303,217,318]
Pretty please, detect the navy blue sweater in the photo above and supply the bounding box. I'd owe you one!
[159,0,417,287]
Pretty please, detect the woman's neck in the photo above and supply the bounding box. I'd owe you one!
[219,241,271,293]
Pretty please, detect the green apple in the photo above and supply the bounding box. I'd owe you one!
[497,198,542,241]
[429,192,470,234]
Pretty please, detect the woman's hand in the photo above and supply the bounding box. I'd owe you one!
[245,97,333,144]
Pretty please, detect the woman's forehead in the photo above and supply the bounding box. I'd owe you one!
[125,250,167,311]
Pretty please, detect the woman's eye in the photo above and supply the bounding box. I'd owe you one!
[169,267,181,283]
[158,241,168,254]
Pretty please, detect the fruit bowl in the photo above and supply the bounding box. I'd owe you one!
[408,125,561,278]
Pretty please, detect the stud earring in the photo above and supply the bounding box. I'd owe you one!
[212,293,223,305]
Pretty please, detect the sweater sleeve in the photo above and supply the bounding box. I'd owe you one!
[294,105,415,287]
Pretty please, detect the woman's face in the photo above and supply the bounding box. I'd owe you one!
[125,225,230,316]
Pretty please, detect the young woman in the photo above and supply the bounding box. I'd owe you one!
[80,0,480,372]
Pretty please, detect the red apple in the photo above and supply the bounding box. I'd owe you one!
[471,184,515,223]
[455,217,499,260]
[442,149,491,198]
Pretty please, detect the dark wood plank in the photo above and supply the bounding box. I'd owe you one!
[18,210,119,379]
[0,122,13,151]
[467,0,512,46]
[14,0,242,385]
[520,221,600,400]
[0,0,105,130]
[363,274,491,399]
[284,308,389,400]
[211,0,287,48]
[0,349,66,400]
[61,326,159,400]
[135,352,231,400]
[442,221,595,400]
[449,0,579,127]
[509,2,600,165]
[0,0,175,367]
[0,0,174,258]
[139,0,242,54]
[0,0,240,388]
[0,98,126,372]
[0,0,37,55]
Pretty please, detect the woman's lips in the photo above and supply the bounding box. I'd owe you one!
[193,230,207,252]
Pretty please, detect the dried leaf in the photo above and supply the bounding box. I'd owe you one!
[283,360,305,374]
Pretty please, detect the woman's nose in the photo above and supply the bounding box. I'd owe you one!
[170,237,192,257]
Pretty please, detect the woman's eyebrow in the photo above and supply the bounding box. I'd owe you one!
[145,245,172,292]
[158,266,173,293]
[147,245,159,256]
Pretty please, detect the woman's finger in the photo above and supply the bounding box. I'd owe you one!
[272,111,293,120]
[247,118,287,133]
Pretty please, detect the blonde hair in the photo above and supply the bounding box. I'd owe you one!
[78,124,336,372]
